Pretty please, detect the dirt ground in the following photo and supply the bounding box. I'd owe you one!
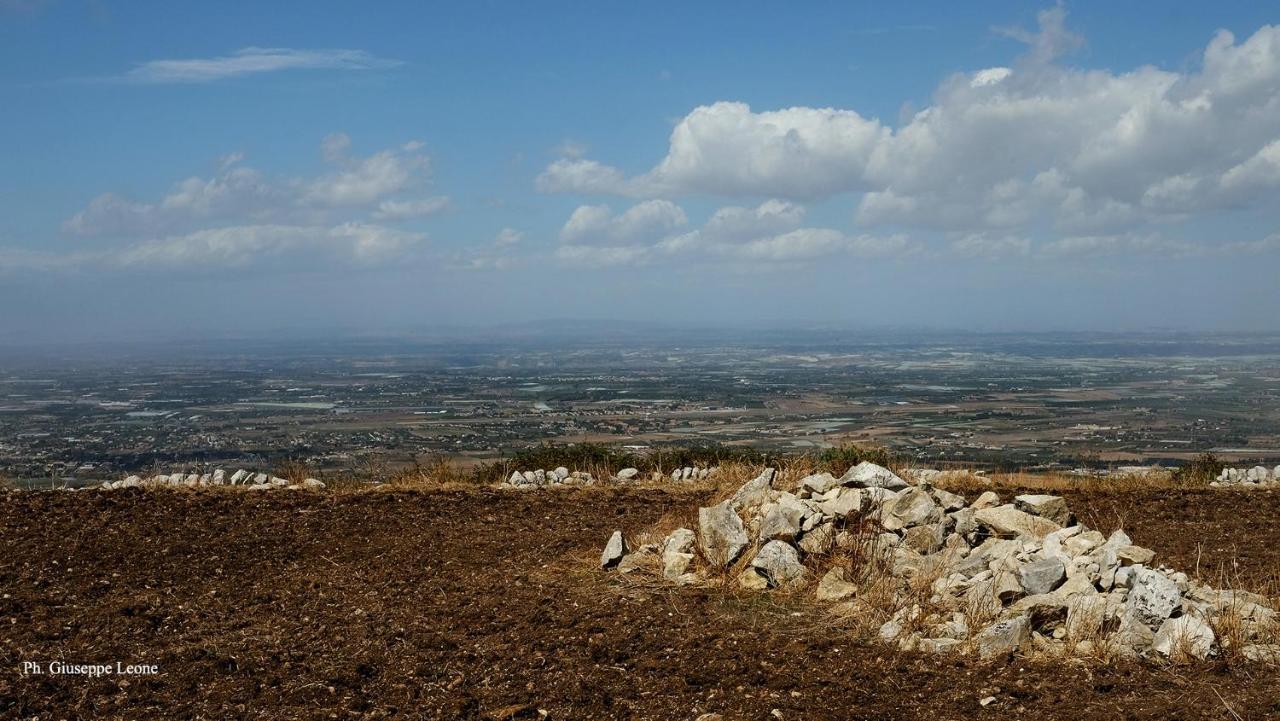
[2,486,1279,720]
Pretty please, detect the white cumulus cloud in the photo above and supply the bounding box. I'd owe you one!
[535,14,1280,247]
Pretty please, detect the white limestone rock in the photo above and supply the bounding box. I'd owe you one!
[1018,558,1066,596]
[601,530,627,570]
[1125,567,1182,630]
[839,462,909,491]
[749,541,807,588]
[975,616,1032,658]
[698,500,749,567]
[1152,615,1215,660]
[1014,494,1072,526]
[730,468,776,510]
[974,504,1061,540]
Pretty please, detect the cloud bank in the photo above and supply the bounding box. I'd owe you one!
[538,11,1280,248]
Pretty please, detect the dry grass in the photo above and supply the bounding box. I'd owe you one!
[273,459,316,485]
[930,469,1194,495]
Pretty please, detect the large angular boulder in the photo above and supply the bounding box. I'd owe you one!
[839,462,909,491]
[974,504,1061,539]
[698,501,748,567]
[1125,567,1182,629]
[818,488,862,518]
[731,468,776,510]
[759,497,807,541]
[749,541,807,588]
[1018,557,1066,595]
[881,487,938,531]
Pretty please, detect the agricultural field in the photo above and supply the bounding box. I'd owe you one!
[2,473,1278,720]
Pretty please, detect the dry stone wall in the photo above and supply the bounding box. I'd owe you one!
[100,470,325,491]
[501,466,718,489]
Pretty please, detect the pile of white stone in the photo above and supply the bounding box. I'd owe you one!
[1212,465,1280,488]
[101,469,325,491]
[601,463,1278,662]
[501,465,718,489]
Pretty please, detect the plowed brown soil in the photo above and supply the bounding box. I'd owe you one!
[2,486,1278,720]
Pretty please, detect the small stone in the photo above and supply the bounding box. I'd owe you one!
[1153,615,1215,660]
[1066,595,1116,639]
[302,478,325,489]
[1013,494,1072,526]
[931,488,967,511]
[975,615,1032,658]
[616,468,640,481]
[902,523,945,554]
[971,491,1001,509]
[750,541,808,588]
[1116,545,1155,566]
[799,472,839,495]
[798,522,835,555]
[993,569,1024,604]
[601,530,627,569]
[818,488,862,518]
[816,567,857,601]
[839,462,909,490]
[950,507,978,537]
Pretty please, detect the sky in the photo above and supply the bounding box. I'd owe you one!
[1,1,1279,342]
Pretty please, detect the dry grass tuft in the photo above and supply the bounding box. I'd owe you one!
[930,469,1199,496]
[373,457,487,491]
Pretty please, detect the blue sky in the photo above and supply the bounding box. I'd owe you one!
[2,1,1279,341]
